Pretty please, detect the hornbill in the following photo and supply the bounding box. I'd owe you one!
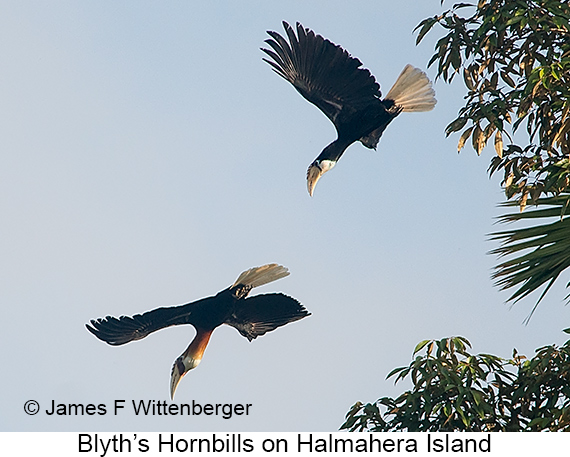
[86,264,309,399]
[262,22,437,196]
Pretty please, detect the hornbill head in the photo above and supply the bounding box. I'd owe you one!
[306,159,336,196]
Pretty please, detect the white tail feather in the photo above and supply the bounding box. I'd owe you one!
[384,64,436,112]
[232,264,290,289]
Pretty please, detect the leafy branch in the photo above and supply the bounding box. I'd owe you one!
[416,0,570,209]
[342,335,570,431]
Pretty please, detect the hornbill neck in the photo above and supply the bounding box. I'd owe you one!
[317,137,351,163]
[170,327,214,399]
[307,138,351,196]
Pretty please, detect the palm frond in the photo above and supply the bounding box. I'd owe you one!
[490,193,570,322]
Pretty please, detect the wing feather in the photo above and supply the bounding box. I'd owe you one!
[262,21,382,128]
[86,305,194,346]
[225,293,310,341]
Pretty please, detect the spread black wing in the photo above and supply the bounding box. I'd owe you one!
[226,293,310,341]
[86,305,194,346]
[262,21,383,129]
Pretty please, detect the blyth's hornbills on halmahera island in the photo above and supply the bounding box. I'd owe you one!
[86,264,310,399]
[262,21,437,196]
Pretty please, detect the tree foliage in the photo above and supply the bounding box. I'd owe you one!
[416,0,570,310]
[341,1,570,433]
[341,335,570,431]
[416,0,570,207]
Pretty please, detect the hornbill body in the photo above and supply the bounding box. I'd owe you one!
[86,264,309,398]
[262,21,437,195]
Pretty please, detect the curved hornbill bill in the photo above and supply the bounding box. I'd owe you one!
[86,264,310,399]
[262,22,437,196]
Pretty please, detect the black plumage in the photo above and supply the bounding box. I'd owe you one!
[262,21,436,195]
[86,264,309,398]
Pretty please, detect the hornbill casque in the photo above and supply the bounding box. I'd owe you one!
[262,22,437,196]
[86,264,309,399]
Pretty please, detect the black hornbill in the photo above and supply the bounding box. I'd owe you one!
[86,264,309,398]
[262,22,437,196]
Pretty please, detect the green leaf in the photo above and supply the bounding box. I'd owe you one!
[415,17,438,45]
[505,15,524,27]
[446,117,468,135]
[386,366,408,380]
[414,339,432,355]
[500,71,517,88]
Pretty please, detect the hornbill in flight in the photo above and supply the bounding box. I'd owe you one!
[262,22,437,196]
[86,264,309,399]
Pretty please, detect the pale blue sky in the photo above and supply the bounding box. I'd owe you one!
[2,0,569,432]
